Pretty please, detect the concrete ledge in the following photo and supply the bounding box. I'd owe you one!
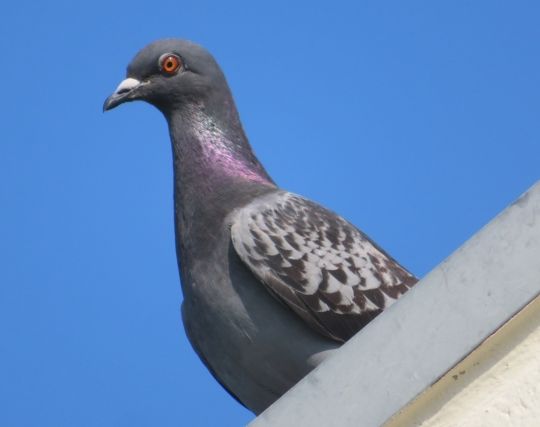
[386,293,540,426]
[249,181,540,427]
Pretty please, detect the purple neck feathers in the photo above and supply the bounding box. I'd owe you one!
[168,104,274,188]
[166,103,276,244]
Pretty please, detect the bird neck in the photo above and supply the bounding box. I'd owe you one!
[166,102,276,252]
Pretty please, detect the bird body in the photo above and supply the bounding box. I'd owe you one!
[167,103,338,412]
[104,39,417,414]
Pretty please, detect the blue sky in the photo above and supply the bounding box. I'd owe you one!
[1,1,539,426]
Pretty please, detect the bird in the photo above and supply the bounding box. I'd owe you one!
[104,39,418,415]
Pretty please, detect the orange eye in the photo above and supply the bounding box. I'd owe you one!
[160,54,182,75]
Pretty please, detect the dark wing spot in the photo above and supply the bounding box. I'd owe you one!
[247,255,263,267]
[269,234,284,247]
[253,238,269,257]
[284,233,301,251]
[368,253,381,266]
[288,256,306,272]
[363,289,385,309]
[320,290,343,307]
[328,267,347,284]
[279,266,308,291]
[371,267,384,284]
[319,269,330,291]
[266,254,284,271]
[353,290,367,310]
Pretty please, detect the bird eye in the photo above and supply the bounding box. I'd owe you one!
[159,54,182,75]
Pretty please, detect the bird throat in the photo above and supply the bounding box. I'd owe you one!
[167,103,275,240]
[169,104,273,184]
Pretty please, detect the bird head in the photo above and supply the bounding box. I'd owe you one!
[103,39,274,187]
[103,39,229,114]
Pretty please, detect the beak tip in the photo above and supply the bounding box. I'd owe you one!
[103,77,142,112]
[103,95,117,112]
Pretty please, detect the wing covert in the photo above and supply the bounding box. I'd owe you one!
[231,191,417,342]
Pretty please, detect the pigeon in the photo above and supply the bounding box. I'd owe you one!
[104,39,418,415]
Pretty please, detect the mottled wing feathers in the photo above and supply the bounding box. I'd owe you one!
[231,192,418,342]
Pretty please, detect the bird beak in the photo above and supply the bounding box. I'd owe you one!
[103,77,143,111]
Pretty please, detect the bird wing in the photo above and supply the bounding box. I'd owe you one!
[230,191,418,342]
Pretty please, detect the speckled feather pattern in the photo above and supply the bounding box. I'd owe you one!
[232,192,418,341]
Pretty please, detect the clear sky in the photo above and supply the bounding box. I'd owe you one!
[1,1,539,426]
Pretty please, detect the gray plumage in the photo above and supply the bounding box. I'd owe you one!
[104,39,417,414]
